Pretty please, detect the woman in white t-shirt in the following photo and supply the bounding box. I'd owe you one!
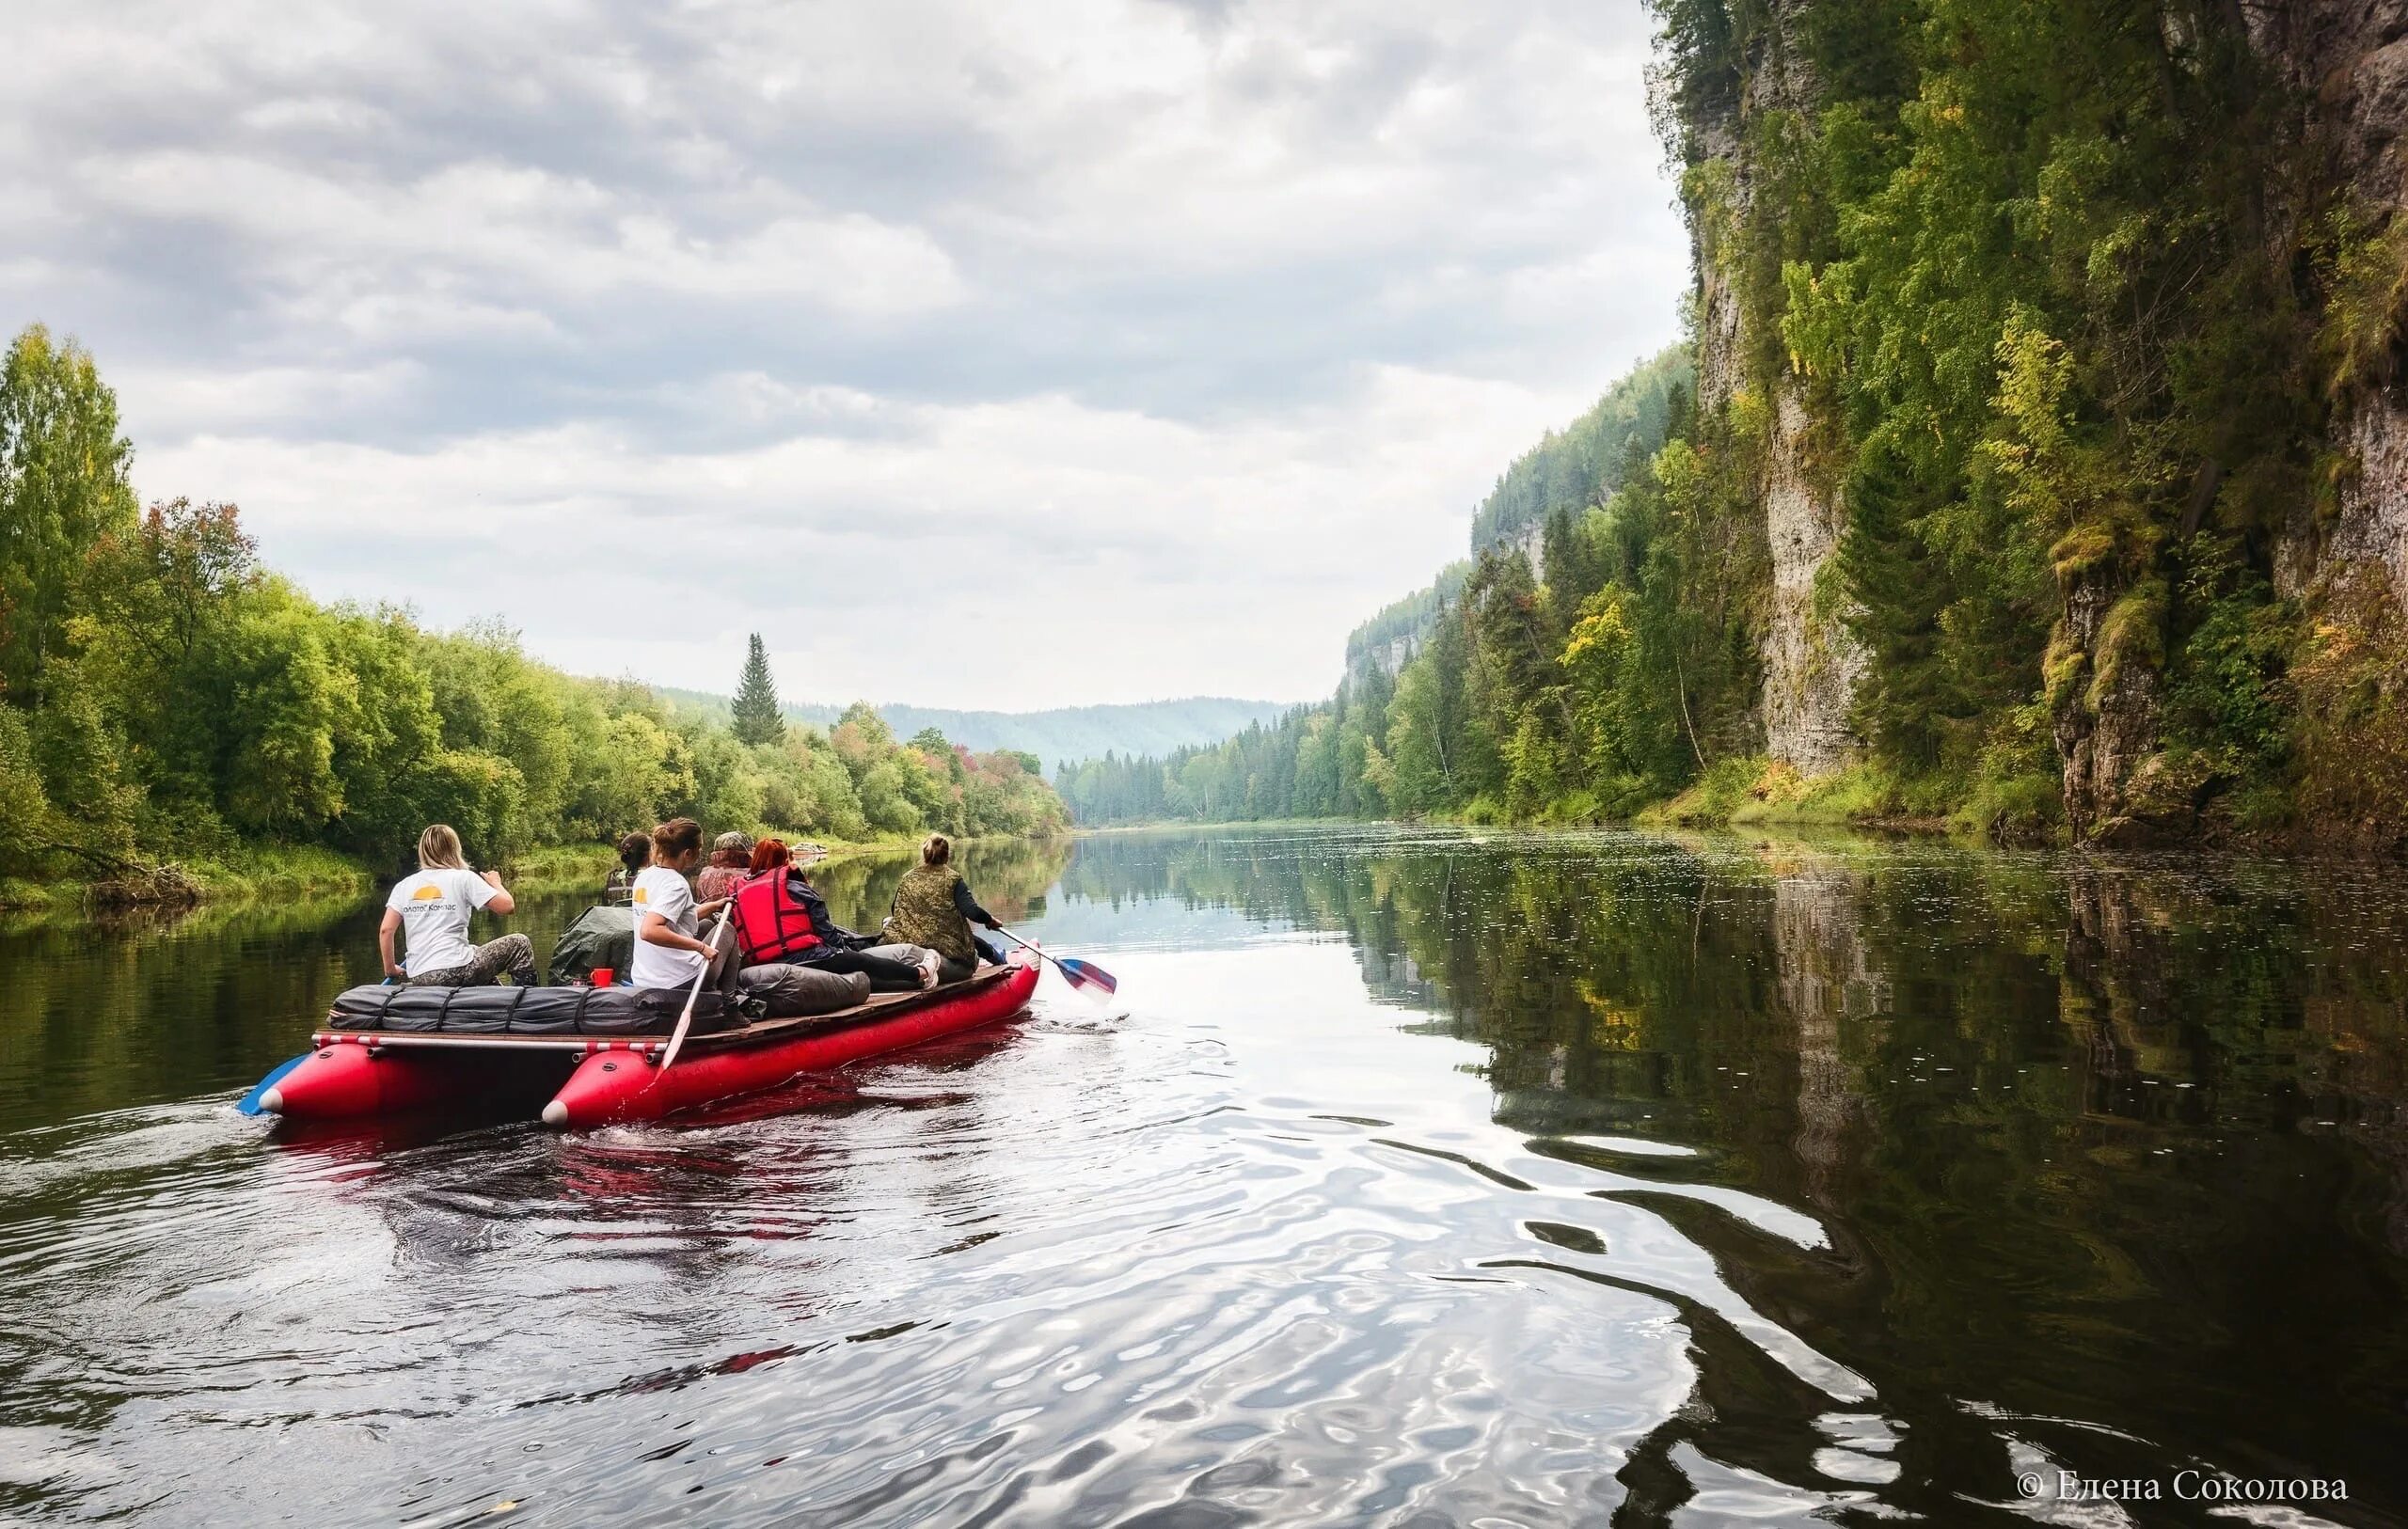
[630,816,743,998]
[380,825,535,986]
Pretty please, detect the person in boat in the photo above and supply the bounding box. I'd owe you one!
[603,830,650,905]
[630,817,744,999]
[879,833,1006,984]
[694,830,754,902]
[733,838,942,991]
[381,824,536,987]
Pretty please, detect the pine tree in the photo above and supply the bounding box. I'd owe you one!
[1835,438,1957,771]
[731,633,785,747]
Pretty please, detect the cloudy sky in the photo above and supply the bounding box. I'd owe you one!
[7,0,1687,710]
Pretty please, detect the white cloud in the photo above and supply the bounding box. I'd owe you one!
[143,361,1602,705]
[3,0,1687,712]
[110,358,427,436]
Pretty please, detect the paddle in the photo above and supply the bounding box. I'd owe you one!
[657,906,734,1073]
[235,1053,309,1116]
[990,926,1117,1000]
[239,972,399,1116]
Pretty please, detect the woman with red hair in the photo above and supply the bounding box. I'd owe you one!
[728,838,939,991]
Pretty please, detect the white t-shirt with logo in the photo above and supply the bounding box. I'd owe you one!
[386,868,499,977]
[629,866,709,990]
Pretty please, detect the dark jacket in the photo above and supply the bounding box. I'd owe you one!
[950,878,996,928]
[778,873,875,960]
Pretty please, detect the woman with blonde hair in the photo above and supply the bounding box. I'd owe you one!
[877,832,1005,985]
[380,825,536,987]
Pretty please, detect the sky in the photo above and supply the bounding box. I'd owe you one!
[4,0,1688,711]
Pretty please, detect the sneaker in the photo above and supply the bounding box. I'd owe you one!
[917,951,941,989]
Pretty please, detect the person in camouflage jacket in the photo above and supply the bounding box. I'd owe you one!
[878,834,1005,983]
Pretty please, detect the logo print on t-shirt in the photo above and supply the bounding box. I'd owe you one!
[633,887,649,904]
[411,884,443,900]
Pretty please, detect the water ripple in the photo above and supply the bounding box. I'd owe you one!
[3,833,2400,1525]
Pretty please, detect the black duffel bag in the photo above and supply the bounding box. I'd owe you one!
[325,984,736,1037]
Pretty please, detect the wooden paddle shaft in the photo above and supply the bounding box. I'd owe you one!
[990,925,1070,973]
[657,907,733,1072]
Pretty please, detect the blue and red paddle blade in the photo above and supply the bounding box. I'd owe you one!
[236,1052,309,1116]
[1054,956,1117,997]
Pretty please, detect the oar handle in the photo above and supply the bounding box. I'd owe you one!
[657,906,733,1072]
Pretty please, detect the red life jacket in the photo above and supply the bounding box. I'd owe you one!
[733,872,822,964]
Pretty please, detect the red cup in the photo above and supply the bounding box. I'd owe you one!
[591,968,614,987]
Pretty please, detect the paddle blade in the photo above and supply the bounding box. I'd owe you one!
[236,1053,310,1116]
[1054,957,1117,997]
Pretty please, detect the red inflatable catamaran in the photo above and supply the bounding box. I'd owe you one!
[255,954,1040,1127]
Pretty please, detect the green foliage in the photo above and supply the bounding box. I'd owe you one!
[1074,0,2371,846]
[752,735,870,843]
[1955,702,2066,843]
[1343,562,1469,674]
[1643,754,1765,826]
[2316,206,2408,407]
[0,706,52,875]
[1060,353,1737,828]
[1468,347,1694,553]
[0,325,137,705]
[1644,0,1751,146]
[0,324,1067,891]
[1956,770,2065,844]
[2284,572,2408,852]
[1648,0,2366,843]
[1835,435,1956,767]
[27,659,139,853]
[731,633,785,746]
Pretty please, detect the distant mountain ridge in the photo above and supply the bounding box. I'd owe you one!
[655,689,1291,770]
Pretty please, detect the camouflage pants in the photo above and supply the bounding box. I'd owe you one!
[409,933,537,987]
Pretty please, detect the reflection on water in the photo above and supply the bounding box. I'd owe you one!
[1,826,2404,1525]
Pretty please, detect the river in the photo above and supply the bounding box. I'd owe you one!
[0,826,2402,1525]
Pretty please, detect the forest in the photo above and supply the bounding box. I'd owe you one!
[1058,347,1725,827]
[1060,0,2408,848]
[0,325,1065,904]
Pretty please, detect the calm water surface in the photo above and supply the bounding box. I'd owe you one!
[1,826,2404,1526]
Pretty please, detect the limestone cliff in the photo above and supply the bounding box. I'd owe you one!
[1687,0,2406,835]
[1686,0,1866,778]
[2260,0,2408,610]
[2053,0,2408,844]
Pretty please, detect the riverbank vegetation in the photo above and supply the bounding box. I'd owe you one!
[1057,348,1747,829]
[0,324,1066,911]
[1060,0,2408,851]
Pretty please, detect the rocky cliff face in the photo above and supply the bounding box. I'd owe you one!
[1351,634,1419,684]
[2040,0,2408,842]
[2052,574,2167,844]
[1690,1,1867,779]
[1760,387,1868,774]
[2258,0,2408,611]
